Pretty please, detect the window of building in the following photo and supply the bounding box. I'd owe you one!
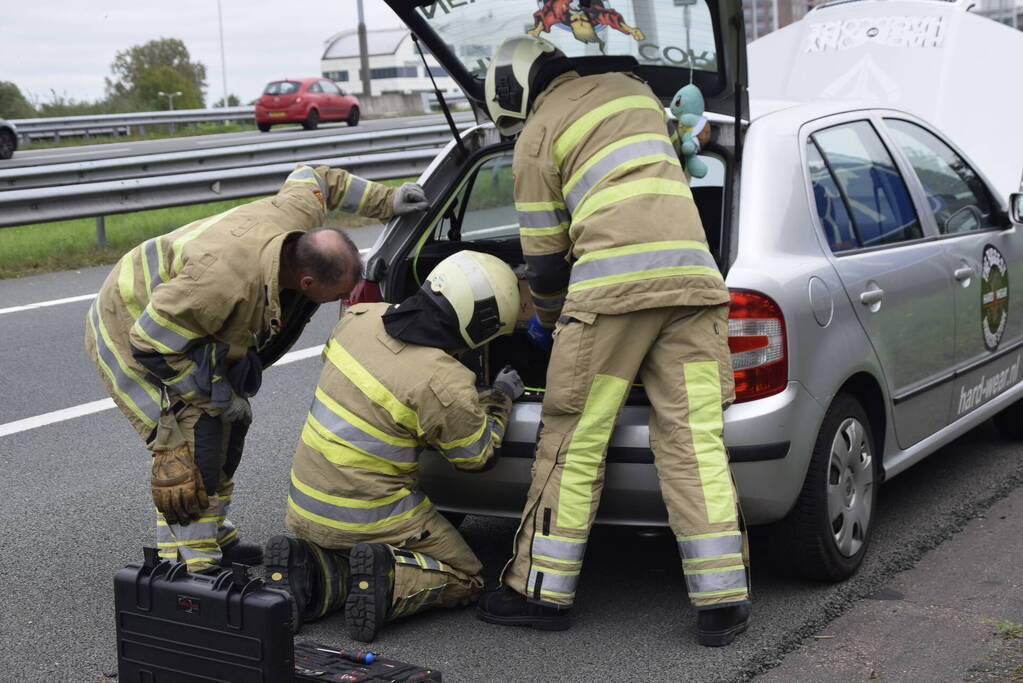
[322,71,348,82]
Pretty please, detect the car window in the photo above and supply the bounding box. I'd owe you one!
[307,81,322,93]
[441,153,518,242]
[321,80,342,95]
[806,143,858,253]
[811,121,923,249]
[263,81,300,95]
[884,119,999,234]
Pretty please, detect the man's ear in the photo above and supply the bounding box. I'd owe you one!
[299,274,314,292]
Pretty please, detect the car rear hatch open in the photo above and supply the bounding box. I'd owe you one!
[383,0,748,120]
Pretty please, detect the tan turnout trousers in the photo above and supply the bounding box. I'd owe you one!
[502,304,750,610]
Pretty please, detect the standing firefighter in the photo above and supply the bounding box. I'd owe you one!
[85,164,429,574]
[475,36,750,646]
[265,251,524,643]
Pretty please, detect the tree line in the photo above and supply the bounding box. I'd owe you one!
[0,38,242,119]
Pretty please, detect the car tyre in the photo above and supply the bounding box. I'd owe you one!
[302,109,320,131]
[257,122,271,132]
[0,130,15,160]
[993,399,1023,438]
[346,106,360,127]
[767,392,878,581]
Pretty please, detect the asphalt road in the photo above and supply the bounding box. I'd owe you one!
[1,260,1021,682]
[0,114,466,169]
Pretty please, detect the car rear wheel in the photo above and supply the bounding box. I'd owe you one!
[993,399,1023,438]
[302,109,320,130]
[346,106,360,127]
[257,122,271,132]
[0,130,15,160]
[768,392,878,581]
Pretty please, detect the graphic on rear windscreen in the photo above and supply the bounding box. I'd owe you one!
[529,1,646,48]
[982,244,1009,351]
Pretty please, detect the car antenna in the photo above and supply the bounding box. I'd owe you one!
[411,31,467,159]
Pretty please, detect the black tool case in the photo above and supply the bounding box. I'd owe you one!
[114,547,295,682]
[293,642,442,682]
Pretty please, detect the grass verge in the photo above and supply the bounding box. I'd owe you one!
[0,177,412,280]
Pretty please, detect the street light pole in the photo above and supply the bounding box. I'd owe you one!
[357,0,372,98]
[218,0,229,108]
[157,91,183,134]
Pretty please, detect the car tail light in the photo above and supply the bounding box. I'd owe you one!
[728,289,787,403]
[341,280,382,315]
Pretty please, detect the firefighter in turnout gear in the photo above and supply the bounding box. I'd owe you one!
[476,36,751,646]
[85,164,430,574]
[265,250,523,643]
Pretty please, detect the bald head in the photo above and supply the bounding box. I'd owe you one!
[288,227,362,303]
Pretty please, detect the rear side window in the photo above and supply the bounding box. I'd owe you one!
[810,121,922,250]
[884,119,999,234]
[263,81,300,95]
[307,82,322,93]
[807,143,858,252]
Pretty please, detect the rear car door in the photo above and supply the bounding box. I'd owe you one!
[806,117,953,449]
[881,117,1023,422]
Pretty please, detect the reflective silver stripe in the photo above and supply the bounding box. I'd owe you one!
[564,138,678,214]
[289,481,425,526]
[166,367,205,398]
[340,175,368,212]
[144,238,163,293]
[490,415,506,442]
[527,567,578,597]
[310,396,418,464]
[419,553,440,571]
[518,207,570,228]
[532,535,586,564]
[569,247,718,287]
[136,307,194,352]
[439,421,494,462]
[677,533,743,560]
[684,568,747,595]
[90,305,162,424]
[287,165,328,196]
[453,251,494,302]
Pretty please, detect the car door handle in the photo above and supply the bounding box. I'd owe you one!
[859,289,884,306]
[954,266,973,282]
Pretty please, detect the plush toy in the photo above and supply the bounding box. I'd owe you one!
[669,84,711,179]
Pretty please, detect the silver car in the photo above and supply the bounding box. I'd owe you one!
[0,118,18,160]
[355,0,1023,581]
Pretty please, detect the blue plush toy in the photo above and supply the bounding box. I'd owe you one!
[669,84,709,179]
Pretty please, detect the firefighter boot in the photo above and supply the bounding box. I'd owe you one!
[264,535,348,632]
[475,586,571,631]
[220,539,263,568]
[696,603,751,647]
[345,543,395,643]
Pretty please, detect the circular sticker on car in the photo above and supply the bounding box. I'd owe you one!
[981,244,1009,351]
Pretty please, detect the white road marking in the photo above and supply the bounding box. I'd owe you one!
[0,293,97,315]
[0,344,326,438]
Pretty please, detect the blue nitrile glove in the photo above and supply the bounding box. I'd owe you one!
[526,314,553,353]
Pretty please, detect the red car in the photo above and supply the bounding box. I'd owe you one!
[254,77,360,131]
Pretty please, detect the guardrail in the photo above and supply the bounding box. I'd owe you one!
[9,106,254,143]
[0,118,473,190]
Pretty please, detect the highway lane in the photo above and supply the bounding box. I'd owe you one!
[1,113,468,169]
[1,264,1022,681]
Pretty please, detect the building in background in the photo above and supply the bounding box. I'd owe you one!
[976,0,1022,27]
[321,28,459,96]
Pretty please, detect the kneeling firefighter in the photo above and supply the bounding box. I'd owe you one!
[266,250,524,642]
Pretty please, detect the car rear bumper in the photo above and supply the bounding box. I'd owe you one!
[419,382,823,526]
[254,104,306,123]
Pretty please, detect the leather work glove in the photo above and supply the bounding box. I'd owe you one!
[492,365,525,401]
[526,314,554,353]
[151,446,209,525]
[221,394,252,425]
[392,182,431,215]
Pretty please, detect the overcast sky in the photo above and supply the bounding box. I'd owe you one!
[1,0,404,107]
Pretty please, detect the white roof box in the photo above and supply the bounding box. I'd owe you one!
[748,0,1023,201]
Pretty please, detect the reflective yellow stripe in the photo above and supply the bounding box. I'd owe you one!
[171,206,242,272]
[302,421,417,476]
[437,415,486,450]
[520,223,569,237]
[315,387,416,448]
[290,468,413,510]
[325,340,423,436]
[287,494,430,532]
[682,553,744,566]
[117,256,142,320]
[157,516,225,526]
[686,564,746,575]
[144,304,204,343]
[684,361,736,524]
[515,201,567,211]
[88,307,160,428]
[553,96,664,165]
[531,564,578,576]
[568,265,723,293]
[308,542,334,618]
[574,178,692,224]
[531,554,577,567]
[689,588,749,599]
[576,240,710,264]
[557,374,629,529]
[678,531,742,542]
[563,133,672,196]
[157,539,218,547]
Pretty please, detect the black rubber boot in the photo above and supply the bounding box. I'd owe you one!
[696,603,751,647]
[264,535,349,632]
[345,543,394,643]
[220,539,263,567]
[475,586,571,631]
